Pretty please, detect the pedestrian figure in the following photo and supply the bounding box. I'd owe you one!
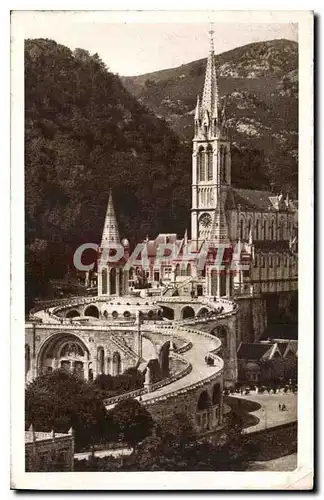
[279,403,282,411]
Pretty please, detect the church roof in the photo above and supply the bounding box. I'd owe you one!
[225,188,298,213]
[237,342,273,361]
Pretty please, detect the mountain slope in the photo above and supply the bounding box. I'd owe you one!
[122,39,298,195]
[25,39,192,305]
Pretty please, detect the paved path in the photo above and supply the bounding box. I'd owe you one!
[107,325,223,409]
[74,447,132,460]
[229,392,297,433]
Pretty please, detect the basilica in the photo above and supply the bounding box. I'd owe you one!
[96,30,298,344]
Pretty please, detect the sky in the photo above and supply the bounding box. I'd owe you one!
[21,12,298,76]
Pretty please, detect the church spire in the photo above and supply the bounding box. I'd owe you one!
[100,189,120,248]
[202,25,220,120]
[209,190,229,245]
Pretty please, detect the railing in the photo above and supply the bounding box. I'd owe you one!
[104,387,148,406]
[110,333,138,360]
[103,354,192,407]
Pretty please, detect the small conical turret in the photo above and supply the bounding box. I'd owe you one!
[194,95,201,120]
[100,189,120,248]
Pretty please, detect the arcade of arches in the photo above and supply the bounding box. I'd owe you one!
[196,382,222,432]
[34,333,124,381]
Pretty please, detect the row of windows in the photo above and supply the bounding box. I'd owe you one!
[253,255,297,268]
[196,146,228,183]
[239,218,294,241]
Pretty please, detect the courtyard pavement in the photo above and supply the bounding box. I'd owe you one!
[227,391,297,434]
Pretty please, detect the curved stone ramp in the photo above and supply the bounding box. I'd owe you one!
[105,324,223,410]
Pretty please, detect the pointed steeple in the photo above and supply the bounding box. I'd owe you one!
[209,190,229,245]
[100,189,120,248]
[202,25,220,120]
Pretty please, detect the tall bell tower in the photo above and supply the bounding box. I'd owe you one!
[191,27,231,242]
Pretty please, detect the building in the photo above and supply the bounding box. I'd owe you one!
[96,28,298,344]
[25,425,74,472]
[237,339,298,384]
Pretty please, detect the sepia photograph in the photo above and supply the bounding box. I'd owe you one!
[10,9,313,490]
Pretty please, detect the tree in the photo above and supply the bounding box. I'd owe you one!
[25,369,113,451]
[110,398,154,448]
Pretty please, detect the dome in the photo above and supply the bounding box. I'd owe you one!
[121,238,129,247]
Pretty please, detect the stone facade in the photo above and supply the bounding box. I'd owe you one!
[25,427,74,472]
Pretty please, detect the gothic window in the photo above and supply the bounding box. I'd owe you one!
[255,219,260,240]
[96,347,104,375]
[102,268,107,294]
[113,352,121,376]
[207,145,213,181]
[222,148,227,183]
[270,220,275,240]
[278,220,284,240]
[198,147,205,181]
[263,219,268,240]
[240,219,244,240]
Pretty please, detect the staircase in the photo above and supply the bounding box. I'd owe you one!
[110,333,138,361]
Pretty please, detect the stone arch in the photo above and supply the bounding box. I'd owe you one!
[159,341,170,377]
[186,263,192,276]
[97,346,105,375]
[110,268,116,295]
[212,383,221,405]
[174,263,180,278]
[147,310,154,319]
[102,268,108,294]
[112,310,118,319]
[84,305,99,318]
[161,306,174,320]
[123,310,131,319]
[66,309,80,318]
[211,325,229,349]
[197,390,211,410]
[36,332,89,379]
[197,307,209,317]
[112,352,121,376]
[181,306,195,319]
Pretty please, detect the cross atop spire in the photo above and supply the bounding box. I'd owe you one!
[208,23,215,53]
[100,189,120,248]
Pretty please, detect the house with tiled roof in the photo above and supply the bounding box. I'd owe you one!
[237,340,297,384]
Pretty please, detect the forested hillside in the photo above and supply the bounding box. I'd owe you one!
[123,39,298,195]
[25,39,191,305]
